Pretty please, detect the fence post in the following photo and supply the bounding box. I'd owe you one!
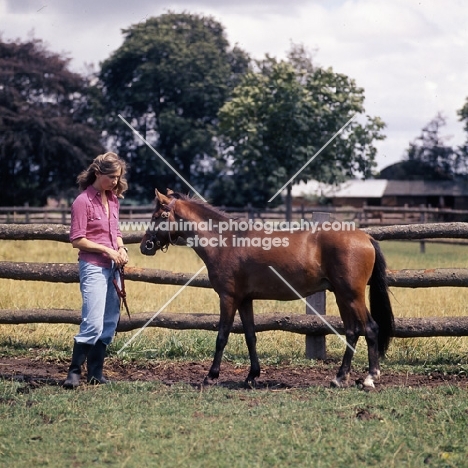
[420,204,426,254]
[247,203,253,220]
[305,211,330,360]
[362,203,368,226]
[24,203,30,224]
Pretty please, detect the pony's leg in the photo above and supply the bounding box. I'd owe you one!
[331,326,360,388]
[332,295,381,389]
[331,292,367,388]
[238,299,260,387]
[204,295,237,386]
[363,316,381,388]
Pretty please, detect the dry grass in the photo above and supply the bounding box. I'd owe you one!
[1,238,468,360]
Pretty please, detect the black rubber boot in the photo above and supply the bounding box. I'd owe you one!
[63,341,92,389]
[87,340,109,385]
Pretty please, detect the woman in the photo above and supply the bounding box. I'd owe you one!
[63,152,129,388]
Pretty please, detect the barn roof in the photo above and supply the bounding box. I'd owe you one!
[291,179,387,198]
[330,179,388,198]
[384,180,468,196]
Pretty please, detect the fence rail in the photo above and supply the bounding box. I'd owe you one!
[1,204,468,225]
[1,262,468,289]
[1,309,467,337]
[2,221,468,244]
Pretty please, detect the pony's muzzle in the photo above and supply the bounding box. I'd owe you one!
[140,237,157,256]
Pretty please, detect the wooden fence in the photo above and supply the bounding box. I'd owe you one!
[1,222,468,358]
[2,205,468,226]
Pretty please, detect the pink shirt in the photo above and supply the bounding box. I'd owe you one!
[70,185,122,268]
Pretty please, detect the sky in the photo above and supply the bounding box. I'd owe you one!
[1,0,468,171]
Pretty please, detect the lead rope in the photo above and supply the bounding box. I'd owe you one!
[112,265,131,319]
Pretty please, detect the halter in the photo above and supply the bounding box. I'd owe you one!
[144,198,177,253]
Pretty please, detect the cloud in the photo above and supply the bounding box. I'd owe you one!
[1,0,467,169]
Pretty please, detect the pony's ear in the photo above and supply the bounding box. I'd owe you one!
[155,188,171,205]
[166,188,182,199]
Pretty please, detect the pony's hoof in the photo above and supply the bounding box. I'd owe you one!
[203,376,218,386]
[330,378,342,388]
[244,378,257,389]
[362,376,376,389]
[355,377,376,391]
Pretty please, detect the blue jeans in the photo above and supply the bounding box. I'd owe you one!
[75,260,121,346]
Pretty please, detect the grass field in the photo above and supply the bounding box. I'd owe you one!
[1,381,467,467]
[1,239,468,467]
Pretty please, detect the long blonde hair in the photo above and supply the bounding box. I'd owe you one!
[77,152,128,198]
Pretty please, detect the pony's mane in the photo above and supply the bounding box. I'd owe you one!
[170,192,234,220]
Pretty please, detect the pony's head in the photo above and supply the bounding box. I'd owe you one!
[140,189,180,256]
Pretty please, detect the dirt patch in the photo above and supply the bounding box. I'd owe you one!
[1,357,467,390]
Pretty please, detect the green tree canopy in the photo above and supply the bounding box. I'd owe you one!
[457,97,468,165]
[97,12,250,202]
[0,37,104,206]
[380,113,467,181]
[215,46,385,213]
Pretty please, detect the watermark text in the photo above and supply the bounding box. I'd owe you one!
[123,218,356,251]
[120,218,356,235]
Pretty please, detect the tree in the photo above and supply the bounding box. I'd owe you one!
[380,113,466,181]
[97,12,250,202]
[0,37,104,206]
[457,97,468,168]
[217,45,385,217]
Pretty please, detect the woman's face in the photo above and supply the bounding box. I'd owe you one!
[96,169,122,192]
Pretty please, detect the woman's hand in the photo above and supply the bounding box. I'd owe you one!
[71,238,129,267]
[107,247,128,267]
[117,246,129,266]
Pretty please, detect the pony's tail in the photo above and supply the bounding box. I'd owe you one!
[369,238,395,357]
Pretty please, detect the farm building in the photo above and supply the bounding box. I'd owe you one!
[291,179,468,210]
